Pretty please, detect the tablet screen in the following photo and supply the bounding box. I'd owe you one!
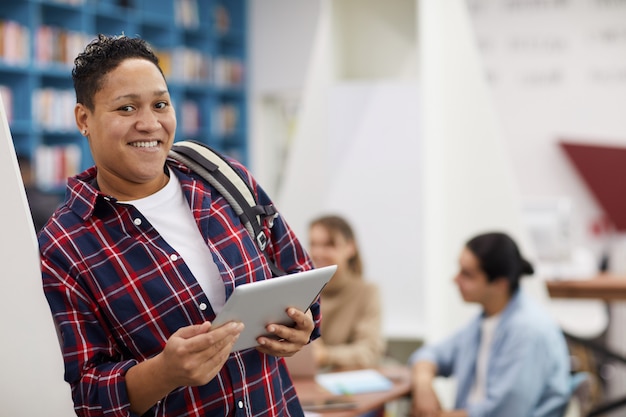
[212,265,337,352]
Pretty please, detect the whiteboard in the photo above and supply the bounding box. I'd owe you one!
[0,98,74,414]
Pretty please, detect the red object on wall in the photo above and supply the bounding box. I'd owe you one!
[560,141,626,231]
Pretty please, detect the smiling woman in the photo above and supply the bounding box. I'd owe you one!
[38,34,319,417]
[72,37,177,201]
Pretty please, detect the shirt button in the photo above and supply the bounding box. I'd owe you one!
[238,400,244,409]
[133,218,142,226]
[199,302,207,311]
[170,254,178,261]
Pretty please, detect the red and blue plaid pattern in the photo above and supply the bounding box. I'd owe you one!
[39,157,318,417]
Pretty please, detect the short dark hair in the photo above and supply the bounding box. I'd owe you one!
[72,34,163,111]
[466,232,534,294]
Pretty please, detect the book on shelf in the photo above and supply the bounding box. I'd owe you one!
[212,104,238,136]
[35,144,81,190]
[214,4,231,35]
[32,88,76,132]
[35,26,89,67]
[181,100,201,135]
[0,20,30,65]
[213,57,244,88]
[170,47,211,83]
[175,0,200,30]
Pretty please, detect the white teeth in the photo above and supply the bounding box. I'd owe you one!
[130,141,158,148]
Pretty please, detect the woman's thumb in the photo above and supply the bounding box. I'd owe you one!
[174,321,212,339]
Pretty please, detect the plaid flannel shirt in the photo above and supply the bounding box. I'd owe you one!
[39,157,318,417]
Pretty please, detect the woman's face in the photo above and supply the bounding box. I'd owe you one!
[453,247,497,305]
[75,58,176,200]
[308,224,355,271]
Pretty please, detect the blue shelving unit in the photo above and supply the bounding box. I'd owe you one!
[0,0,247,191]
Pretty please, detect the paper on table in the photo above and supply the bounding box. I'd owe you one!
[314,369,394,395]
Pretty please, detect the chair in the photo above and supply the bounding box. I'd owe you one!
[563,372,594,417]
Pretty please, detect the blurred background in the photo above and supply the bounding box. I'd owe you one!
[2,0,625,414]
[248,1,626,413]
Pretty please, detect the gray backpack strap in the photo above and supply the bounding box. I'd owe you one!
[169,140,284,276]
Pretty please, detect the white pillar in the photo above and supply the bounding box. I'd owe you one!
[0,98,74,415]
[419,0,529,341]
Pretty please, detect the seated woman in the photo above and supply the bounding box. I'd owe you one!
[409,232,571,417]
[308,214,386,370]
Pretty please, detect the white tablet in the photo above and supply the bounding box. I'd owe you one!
[213,265,337,352]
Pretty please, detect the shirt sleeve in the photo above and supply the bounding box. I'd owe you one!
[41,256,139,417]
[408,325,471,378]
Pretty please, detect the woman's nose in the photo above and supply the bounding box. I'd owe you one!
[136,109,161,132]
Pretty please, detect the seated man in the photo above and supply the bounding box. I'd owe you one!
[409,232,571,417]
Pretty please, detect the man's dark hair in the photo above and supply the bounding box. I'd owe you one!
[466,231,534,294]
[72,34,163,110]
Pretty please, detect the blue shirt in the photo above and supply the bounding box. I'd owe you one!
[39,157,319,417]
[409,291,571,417]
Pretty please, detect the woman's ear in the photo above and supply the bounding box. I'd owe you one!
[75,103,89,134]
[346,239,357,259]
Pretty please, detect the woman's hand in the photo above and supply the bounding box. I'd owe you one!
[255,308,314,357]
[160,321,244,387]
[126,320,244,415]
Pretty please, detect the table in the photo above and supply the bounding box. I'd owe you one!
[292,366,411,417]
[546,274,626,416]
[546,275,626,300]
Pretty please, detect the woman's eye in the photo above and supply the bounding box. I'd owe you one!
[119,105,134,112]
[155,101,169,109]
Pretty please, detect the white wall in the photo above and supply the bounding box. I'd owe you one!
[251,0,432,339]
[324,81,423,338]
[467,0,626,257]
[0,100,74,415]
[248,0,323,195]
[249,0,530,341]
[248,0,321,95]
[332,0,418,79]
[418,0,534,341]
[249,0,626,337]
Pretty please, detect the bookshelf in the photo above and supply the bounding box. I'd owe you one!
[0,0,248,191]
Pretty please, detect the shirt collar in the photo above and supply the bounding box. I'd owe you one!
[65,166,104,221]
[65,159,192,221]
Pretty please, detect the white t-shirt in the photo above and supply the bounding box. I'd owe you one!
[468,312,501,404]
[122,168,226,312]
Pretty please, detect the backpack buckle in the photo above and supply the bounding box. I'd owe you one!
[256,231,268,251]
